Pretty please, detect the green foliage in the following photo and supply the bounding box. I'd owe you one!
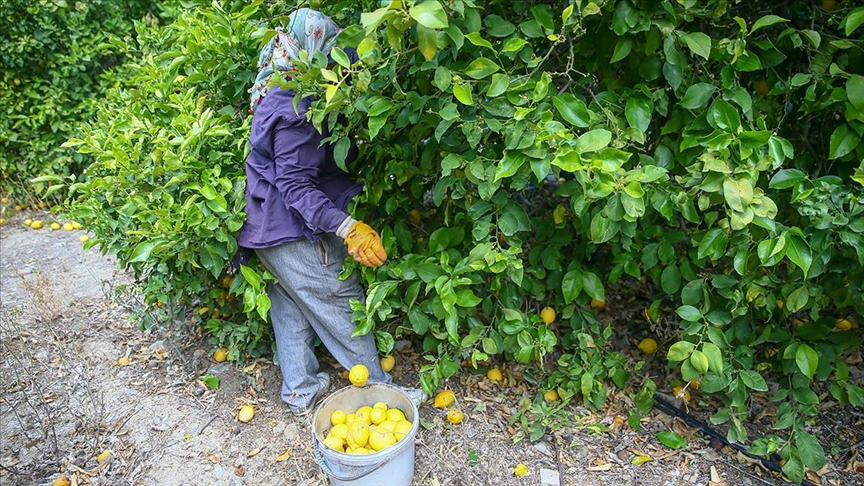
[0,0,163,200]
[51,1,864,482]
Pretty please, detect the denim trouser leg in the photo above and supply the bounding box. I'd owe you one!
[255,233,391,411]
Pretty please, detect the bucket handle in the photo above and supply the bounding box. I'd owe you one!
[314,441,395,482]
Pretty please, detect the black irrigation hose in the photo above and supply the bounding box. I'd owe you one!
[652,394,819,486]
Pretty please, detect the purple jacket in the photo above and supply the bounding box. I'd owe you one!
[238,88,360,249]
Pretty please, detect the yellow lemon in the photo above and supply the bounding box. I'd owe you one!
[24,218,32,226]
[63,222,74,231]
[544,389,559,402]
[213,348,228,363]
[514,463,529,477]
[433,390,455,409]
[346,413,356,426]
[378,420,397,432]
[79,235,89,243]
[590,298,607,310]
[393,420,412,441]
[50,222,60,230]
[776,299,784,310]
[71,221,82,229]
[52,477,71,486]
[352,447,371,455]
[348,420,369,448]
[540,306,556,324]
[356,405,374,425]
[370,408,387,425]
[672,386,691,402]
[323,435,345,452]
[836,318,854,331]
[237,405,255,423]
[31,220,43,229]
[331,409,347,426]
[372,401,389,411]
[637,338,658,355]
[487,367,503,382]
[380,355,396,372]
[0,218,5,226]
[386,408,406,423]
[446,408,464,425]
[349,364,369,387]
[368,427,397,451]
[330,423,349,441]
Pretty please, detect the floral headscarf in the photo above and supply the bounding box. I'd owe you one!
[248,8,342,113]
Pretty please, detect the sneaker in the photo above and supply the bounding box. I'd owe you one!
[399,386,428,408]
[290,372,330,415]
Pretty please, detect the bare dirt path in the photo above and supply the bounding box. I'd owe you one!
[3,214,858,486]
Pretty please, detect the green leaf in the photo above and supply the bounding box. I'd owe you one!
[733,51,762,71]
[708,99,740,132]
[433,66,452,91]
[786,286,809,313]
[417,24,438,61]
[581,271,605,302]
[575,129,612,154]
[562,269,583,303]
[611,37,632,63]
[667,341,695,361]
[750,15,788,34]
[829,123,861,159]
[553,94,591,127]
[464,32,494,50]
[625,96,653,133]
[690,350,709,374]
[785,234,812,278]
[679,83,716,110]
[199,375,220,390]
[796,431,826,471]
[655,431,688,450]
[676,305,702,322]
[129,240,160,263]
[501,38,528,53]
[723,177,753,212]
[740,370,768,391]
[844,7,864,36]
[487,73,509,97]
[464,57,500,79]
[769,169,806,189]
[453,82,473,105]
[681,32,711,60]
[781,454,804,485]
[848,75,864,112]
[409,1,449,29]
[702,342,724,374]
[795,344,819,379]
[697,228,728,260]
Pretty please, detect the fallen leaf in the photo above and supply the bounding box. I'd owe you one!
[246,446,265,458]
[208,454,221,464]
[274,448,290,462]
[234,464,245,477]
[631,455,653,465]
[586,463,613,471]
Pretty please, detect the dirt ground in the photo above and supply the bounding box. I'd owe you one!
[2,212,863,486]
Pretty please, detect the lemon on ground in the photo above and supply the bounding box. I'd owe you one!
[433,390,455,409]
[368,427,397,451]
[0,218,5,226]
[50,222,60,230]
[446,408,464,425]
[71,221,82,229]
[370,408,387,425]
[776,299,784,310]
[836,318,854,331]
[637,338,658,355]
[590,298,606,310]
[487,367,503,382]
[544,389,559,402]
[63,222,73,231]
[198,306,210,316]
[356,405,373,425]
[393,420,412,441]
[540,306,556,324]
[31,220,43,229]
[349,364,369,387]
[213,348,228,362]
[372,401,389,411]
[330,423,349,440]
[323,435,345,452]
[514,463,529,477]
[380,354,396,372]
[331,409,347,426]
[348,420,370,448]
[237,405,255,423]
[24,218,32,226]
[52,477,71,486]
[386,408,406,423]
[672,386,691,402]
[79,235,89,243]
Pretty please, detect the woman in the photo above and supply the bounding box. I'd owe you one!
[239,8,423,413]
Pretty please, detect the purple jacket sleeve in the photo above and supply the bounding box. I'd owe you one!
[272,117,349,234]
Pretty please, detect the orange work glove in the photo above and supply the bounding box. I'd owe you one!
[344,221,387,268]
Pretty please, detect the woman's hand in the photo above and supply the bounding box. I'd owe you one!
[344,221,387,268]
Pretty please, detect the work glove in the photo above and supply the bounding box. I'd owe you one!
[344,221,387,268]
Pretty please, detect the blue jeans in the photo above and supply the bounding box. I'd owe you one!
[255,233,391,412]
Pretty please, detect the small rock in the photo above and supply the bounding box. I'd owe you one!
[272,421,286,435]
[540,468,560,486]
[283,423,301,442]
[533,441,551,456]
[213,464,225,478]
[145,339,168,354]
[207,362,231,375]
[394,339,412,352]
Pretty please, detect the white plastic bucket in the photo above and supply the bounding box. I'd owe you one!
[312,383,418,485]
